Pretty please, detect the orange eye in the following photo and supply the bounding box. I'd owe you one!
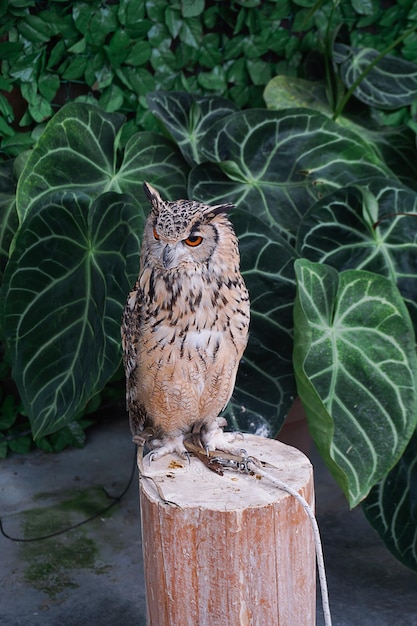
[184,235,203,247]
[153,227,160,240]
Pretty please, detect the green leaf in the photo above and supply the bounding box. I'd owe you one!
[8,435,32,454]
[67,36,87,54]
[104,29,131,68]
[62,54,88,80]
[147,23,172,51]
[334,44,417,109]
[124,40,152,66]
[86,5,118,47]
[46,420,87,451]
[246,59,273,86]
[9,51,42,83]
[181,0,205,18]
[118,0,146,31]
[17,14,51,43]
[72,2,91,35]
[224,35,245,61]
[226,58,248,85]
[179,17,202,49]
[199,33,222,69]
[146,91,238,166]
[38,73,60,102]
[351,0,378,15]
[0,92,13,119]
[89,53,114,90]
[122,66,155,94]
[116,131,189,200]
[16,103,125,222]
[0,191,143,439]
[190,109,391,239]
[201,3,218,28]
[99,84,125,112]
[362,430,417,572]
[1,133,34,158]
[150,48,177,75]
[368,125,417,190]
[146,0,165,22]
[0,117,14,139]
[0,77,13,93]
[165,6,182,38]
[197,66,227,91]
[0,41,24,61]
[28,94,53,123]
[296,179,417,330]
[243,34,270,59]
[293,259,417,507]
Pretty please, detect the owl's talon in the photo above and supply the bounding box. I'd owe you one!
[145,433,188,463]
[201,418,245,457]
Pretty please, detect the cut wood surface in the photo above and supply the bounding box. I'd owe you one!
[138,434,316,626]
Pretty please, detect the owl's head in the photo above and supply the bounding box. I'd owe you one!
[141,182,238,271]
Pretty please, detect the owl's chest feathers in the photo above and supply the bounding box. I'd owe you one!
[137,265,249,361]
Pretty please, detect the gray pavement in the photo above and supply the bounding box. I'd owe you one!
[1,414,416,625]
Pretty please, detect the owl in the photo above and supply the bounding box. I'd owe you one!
[121,182,250,461]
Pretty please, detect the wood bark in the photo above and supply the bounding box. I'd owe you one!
[138,435,315,626]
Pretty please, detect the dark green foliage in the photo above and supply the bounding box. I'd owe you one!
[2,0,417,158]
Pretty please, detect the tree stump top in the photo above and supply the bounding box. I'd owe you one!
[139,434,313,510]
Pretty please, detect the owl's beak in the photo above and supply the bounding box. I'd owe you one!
[162,244,176,269]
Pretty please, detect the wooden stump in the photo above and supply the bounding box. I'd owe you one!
[138,434,315,626]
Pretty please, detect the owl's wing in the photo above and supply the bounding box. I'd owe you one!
[121,282,149,439]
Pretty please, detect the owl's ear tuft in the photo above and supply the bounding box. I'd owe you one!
[207,203,235,217]
[143,182,164,209]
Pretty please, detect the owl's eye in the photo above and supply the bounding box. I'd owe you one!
[153,227,160,240]
[184,235,203,247]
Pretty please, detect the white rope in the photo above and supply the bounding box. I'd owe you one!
[247,460,332,626]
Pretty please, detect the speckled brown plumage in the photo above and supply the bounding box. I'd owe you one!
[121,182,250,460]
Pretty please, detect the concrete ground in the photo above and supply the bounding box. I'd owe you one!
[1,414,416,625]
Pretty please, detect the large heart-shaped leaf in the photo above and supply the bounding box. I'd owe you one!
[297,179,417,330]
[0,191,143,438]
[293,259,417,507]
[225,211,298,435]
[16,102,189,222]
[362,430,417,573]
[16,104,125,222]
[333,44,417,109]
[264,76,417,191]
[189,109,392,238]
[116,130,189,200]
[366,126,417,191]
[146,91,238,166]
